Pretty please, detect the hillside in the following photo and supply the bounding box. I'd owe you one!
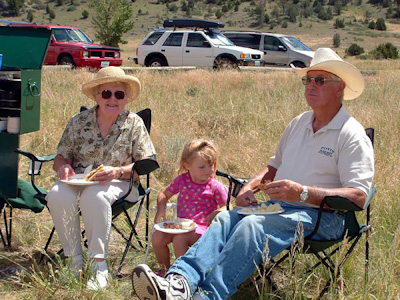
[2,0,400,61]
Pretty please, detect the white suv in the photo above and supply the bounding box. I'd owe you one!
[134,19,263,69]
[222,31,314,68]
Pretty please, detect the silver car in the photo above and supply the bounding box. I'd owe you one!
[222,31,314,68]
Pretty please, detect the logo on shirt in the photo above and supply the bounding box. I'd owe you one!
[318,147,334,157]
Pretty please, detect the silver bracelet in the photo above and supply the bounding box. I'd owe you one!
[119,166,124,178]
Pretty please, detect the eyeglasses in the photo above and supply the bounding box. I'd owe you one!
[301,76,340,86]
[100,90,125,100]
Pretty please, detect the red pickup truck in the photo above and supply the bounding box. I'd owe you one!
[9,24,122,69]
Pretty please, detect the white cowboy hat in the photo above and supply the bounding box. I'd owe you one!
[291,48,364,100]
[82,66,141,103]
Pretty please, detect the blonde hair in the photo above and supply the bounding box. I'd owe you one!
[178,139,218,175]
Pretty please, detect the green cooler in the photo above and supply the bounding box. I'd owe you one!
[0,26,51,198]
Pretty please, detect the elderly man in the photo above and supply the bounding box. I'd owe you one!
[131,48,374,300]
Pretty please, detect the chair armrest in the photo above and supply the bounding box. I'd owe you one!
[325,186,377,212]
[15,148,56,163]
[324,195,363,212]
[216,170,249,207]
[14,148,56,204]
[120,156,159,201]
[133,156,159,175]
[305,187,376,240]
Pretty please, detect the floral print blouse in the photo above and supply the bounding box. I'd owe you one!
[57,105,156,178]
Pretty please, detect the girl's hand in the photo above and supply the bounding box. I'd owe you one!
[57,164,75,180]
[154,210,167,223]
[205,210,220,226]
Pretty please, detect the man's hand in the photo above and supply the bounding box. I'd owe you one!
[236,189,258,207]
[262,179,302,201]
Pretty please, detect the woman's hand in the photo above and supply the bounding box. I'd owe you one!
[93,166,120,184]
[57,164,75,180]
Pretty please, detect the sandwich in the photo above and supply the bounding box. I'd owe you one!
[84,164,105,181]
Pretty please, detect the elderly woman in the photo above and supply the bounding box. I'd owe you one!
[46,67,156,290]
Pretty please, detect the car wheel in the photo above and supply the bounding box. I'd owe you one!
[148,57,166,67]
[58,55,75,67]
[291,61,306,68]
[213,57,239,70]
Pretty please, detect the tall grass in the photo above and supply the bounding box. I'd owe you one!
[1,62,400,299]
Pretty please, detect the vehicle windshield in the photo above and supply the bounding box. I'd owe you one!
[281,36,311,51]
[204,29,234,46]
[52,28,92,43]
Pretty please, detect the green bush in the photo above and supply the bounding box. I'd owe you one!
[27,10,34,22]
[345,43,365,56]
[368,20,375,29]
[82,9,89,18]
[376,18,387,31]
[334,18,345,28]
[333,33,341,48]
[370,43,399,59]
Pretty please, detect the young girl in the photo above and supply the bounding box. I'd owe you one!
[152,139,228,276]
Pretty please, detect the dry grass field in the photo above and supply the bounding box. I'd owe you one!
[1,60,400,299]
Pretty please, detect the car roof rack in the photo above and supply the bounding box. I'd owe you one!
[163,18,225,30]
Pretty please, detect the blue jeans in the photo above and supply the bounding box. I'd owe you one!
[167,201,344,300]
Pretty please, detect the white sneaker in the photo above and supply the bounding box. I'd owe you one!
[132,264,192,300]
[87,260,109,290]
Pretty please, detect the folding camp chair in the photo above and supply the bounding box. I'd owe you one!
[216,127,376,299]
[15,107,159,276]
[0,178,46,248]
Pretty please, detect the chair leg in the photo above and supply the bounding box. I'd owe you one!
[1,206,12,248]
[365,230,370,283]
[114,199,147,276]
[39,226,56,263]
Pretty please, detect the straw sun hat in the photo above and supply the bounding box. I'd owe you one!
[82,66,141,103]
[291,48,365,100]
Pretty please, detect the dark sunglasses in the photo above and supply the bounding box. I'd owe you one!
[301,76,339,86]
[101,90,125,100]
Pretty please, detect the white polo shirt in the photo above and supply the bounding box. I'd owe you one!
[269,106,374,198]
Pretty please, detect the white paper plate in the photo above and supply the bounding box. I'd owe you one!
[237,207,285,216]
[154,220,197,234]
[61,174,122,186]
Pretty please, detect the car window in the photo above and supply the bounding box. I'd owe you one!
[52,28,92,43]
[186,33,208,47]
[281,36,311,51]
[53,29,68,41]
[263,36,282,51]
[225,33,260,50]
[163,33,183,46]
[143,32,164,45]
[205,29,233,46]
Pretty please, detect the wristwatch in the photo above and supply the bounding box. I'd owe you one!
[119,166,124,178]
[300,186,308,203]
